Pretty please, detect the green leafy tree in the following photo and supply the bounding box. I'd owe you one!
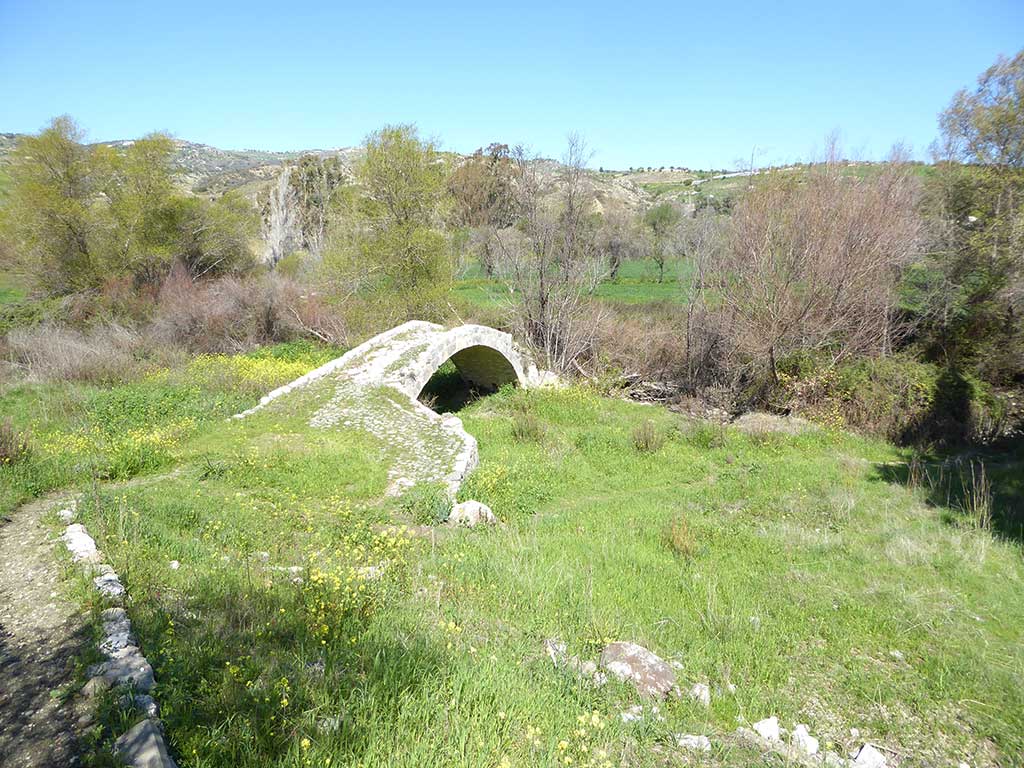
[325,125,453,322]
[93,133,181,284]
[643,202,682,282]
[1,117,256,295]
[171,192,258,279]
[2,116,98,292]
[912,49,1024,381]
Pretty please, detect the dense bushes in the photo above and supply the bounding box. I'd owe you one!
[769,353,1009,446]
[0,117,257,294]
[1,271,352,385]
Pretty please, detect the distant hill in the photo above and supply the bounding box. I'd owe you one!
[0,131,924,214]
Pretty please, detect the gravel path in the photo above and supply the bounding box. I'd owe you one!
[0,495,86,767]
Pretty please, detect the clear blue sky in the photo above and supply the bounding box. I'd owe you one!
[1,0,1021,170]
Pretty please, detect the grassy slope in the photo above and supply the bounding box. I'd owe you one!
[3,352,1021,767]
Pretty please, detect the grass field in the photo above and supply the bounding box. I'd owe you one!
[0,268,29,305]
[455,259,691,310]
[2,343,1021,767]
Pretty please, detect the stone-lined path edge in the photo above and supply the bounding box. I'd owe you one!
[59,500,177,768]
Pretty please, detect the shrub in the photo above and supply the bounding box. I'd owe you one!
[774,353,1011,446]
[709,147,919,382]
[147,269,328,353]
[664,513,697,559]
[632,419,665,453]
[6,323,144,383]
[398,483,452,525]
[0,418,30,465]
[684,422,727,450]
[511,411,544,443]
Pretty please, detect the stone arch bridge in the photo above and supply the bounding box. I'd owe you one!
[235,321,554,495]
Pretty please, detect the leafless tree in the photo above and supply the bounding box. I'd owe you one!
[678,209,730,387]
[707,143,921,383]
[596,207,647,279]
[492,136,607,373]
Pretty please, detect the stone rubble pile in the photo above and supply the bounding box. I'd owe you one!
[738,716,891,768]
[541,635,897,767]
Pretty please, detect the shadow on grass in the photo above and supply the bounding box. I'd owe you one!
[873,437,1024,544]
[898,366,978,448]
[127,570,445,767]
[868,364,1024,543]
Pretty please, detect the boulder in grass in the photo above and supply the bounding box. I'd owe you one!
[674,734,711,752]
[752,716,781,743]
[62,524,101,564]
[791,724,819,756]
[448,500,497,527]
[114,719,178,768]
[599,641,677,698]
[688,682,711,707]
[852,744,887,768]
[93,570,126,600]
[89,646,155,692]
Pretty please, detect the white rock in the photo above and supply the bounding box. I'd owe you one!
[688,682,711,707]
[852,744,887,768]
[89,645,155,691]
[674,734,711,752]
[57,508,76,524]
[81,675,111,698]
[544,638,567,665]
[620,704,644,723]
[599,641,677,698]
[169,560,180,570]
[318,715,342,733]
[791,723,819,756]
[99,626,133,656]
[448,500,497,527]
[119,692,160,718]
[543,638,606,686]
[114,718,177,768]
[62,524,101,564]
[753,716,781,743]
[888,649,904,662]
[93,570,126,600]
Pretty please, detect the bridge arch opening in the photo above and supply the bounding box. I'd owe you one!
[417,344,520,413]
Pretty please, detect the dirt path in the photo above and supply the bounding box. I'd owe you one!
[0,495,87,767]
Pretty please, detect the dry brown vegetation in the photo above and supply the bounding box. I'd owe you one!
[712,148,920,383]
